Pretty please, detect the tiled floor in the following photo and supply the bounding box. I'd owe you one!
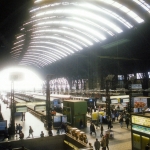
[1,100,132,149]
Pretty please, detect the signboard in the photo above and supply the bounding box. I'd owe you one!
[16,106,27,112]
[129,84,142,89]
[133,97,147,108]
[62,115,67,123]
[123,99,129,102]
[10,72,23,81]
[110,95,129,99]
[111,99,118,104]
[54,116,61,123]
[34,105,46,111]
[53,116,62,128]
[0,120,7,131]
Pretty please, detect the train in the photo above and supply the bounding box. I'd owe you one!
[13,92,72,112]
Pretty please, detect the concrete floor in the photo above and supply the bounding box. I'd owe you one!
[83,121,131,150]
[1,100,132,150]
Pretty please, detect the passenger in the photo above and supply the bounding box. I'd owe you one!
[40,131,44,137]
[101,136,106,150]
[28,126,34,138]
[100,124,103,137]
[18,124,23,134]
[15,123,19,134]
[19,131,24,139]
[111,112,115,122]
[94,138,100,150]
[105,134,109,150]
[90,123,96,135]
[119,117,123,128]
[125,117,130,129]
[115,111,119,121]
[107,119,112,130]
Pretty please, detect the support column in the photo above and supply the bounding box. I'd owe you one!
[106,80,110,117]
[46,75,53,130]
[10,81,15,135]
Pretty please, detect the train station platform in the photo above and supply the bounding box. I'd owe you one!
[0,99,131,150]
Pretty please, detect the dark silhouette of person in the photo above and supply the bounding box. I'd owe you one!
[90,123,96,135]
[125,117,130,128]
[108,119,112,130]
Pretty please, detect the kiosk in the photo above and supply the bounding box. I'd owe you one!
[131,112,150,150]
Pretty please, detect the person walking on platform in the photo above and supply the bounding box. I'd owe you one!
[28,126,33,138]
[18,124,22,134]
[100,124,104,137]
[101,136,106,150]
[15,123,19,136]
[40,131,44,137]
[90,123,96,135]
[119,116,123,128]
[125,117,130,129]
[105,134,109,150]
[94,138,100,150]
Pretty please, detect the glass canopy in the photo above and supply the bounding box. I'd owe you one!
[11,0,150,68]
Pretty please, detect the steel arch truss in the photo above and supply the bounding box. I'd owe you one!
[10,0,150,67]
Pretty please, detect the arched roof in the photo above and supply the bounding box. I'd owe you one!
[11,0,150,68]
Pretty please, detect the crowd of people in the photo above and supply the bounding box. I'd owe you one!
[87,107,132,150]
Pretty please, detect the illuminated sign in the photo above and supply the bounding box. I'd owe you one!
[10,72,23,81]
[123,99,129,102]
[16,106,27,112]
[62,116,67,123]
[129,84,142,89]
[102,97,106,101]
[111,99,118,104]
[54,116,61,123]
[110,95,129,99]
[34,105,46,111]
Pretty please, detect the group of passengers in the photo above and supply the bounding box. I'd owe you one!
[90,134,109,150]
[88,109,131,149]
